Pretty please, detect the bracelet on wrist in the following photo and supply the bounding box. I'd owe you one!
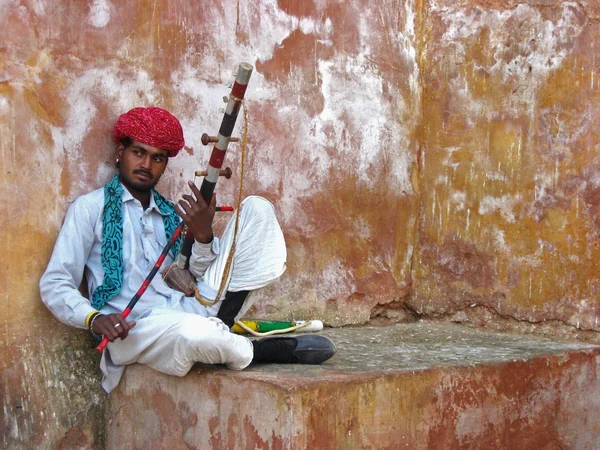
[85,310,100,328]
[89,312,102,334]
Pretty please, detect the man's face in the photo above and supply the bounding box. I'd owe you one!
[117,140,169,192]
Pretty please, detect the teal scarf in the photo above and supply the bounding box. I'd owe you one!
[91,175,183,310]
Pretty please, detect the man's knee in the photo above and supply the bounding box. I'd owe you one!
[241,196,277,218]
[176,317,252,366]
[176,316,221,347]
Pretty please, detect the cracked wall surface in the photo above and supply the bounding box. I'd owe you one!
[0,0,599,447]
[410,0,600,333]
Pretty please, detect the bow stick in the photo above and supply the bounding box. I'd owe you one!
[95,62,253,353]
[95,223,184,352]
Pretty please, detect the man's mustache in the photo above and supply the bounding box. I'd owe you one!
[133,169,153,178]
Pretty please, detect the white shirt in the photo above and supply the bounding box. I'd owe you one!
[40,183,219,329]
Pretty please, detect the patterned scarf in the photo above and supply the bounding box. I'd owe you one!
[91,174,183,310]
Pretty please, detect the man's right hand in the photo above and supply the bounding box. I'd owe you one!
[92,313,136,342]
[175,181,216,244]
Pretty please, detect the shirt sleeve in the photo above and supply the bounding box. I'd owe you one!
[39,197,101,329]
[188,237,220,280]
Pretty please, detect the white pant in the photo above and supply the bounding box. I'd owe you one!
[100,196,286,392]
[201,195,288,319]
[110,311,253,373]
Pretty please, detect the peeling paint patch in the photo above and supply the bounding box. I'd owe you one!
[31,0,46,16]
[437,3,587,118]
[88,0,111,28]
[478,194,522,222]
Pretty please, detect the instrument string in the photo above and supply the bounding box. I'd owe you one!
[193,102,249,306]
[192,104,314,336]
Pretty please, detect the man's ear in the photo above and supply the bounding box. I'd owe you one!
[115,144,125,169]
[116,144,125,160]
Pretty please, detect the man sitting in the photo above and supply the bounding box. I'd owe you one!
[40,107,335,392]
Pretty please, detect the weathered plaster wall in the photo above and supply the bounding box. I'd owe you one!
[2,0,600,447]
[410,0,600,333]
[1,0,419,447]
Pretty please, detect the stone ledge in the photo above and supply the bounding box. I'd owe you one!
[107,323,600,449]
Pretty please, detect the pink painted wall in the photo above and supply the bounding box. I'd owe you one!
[0,0,598,446]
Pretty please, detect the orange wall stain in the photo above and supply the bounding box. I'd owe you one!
[1,0,599,446]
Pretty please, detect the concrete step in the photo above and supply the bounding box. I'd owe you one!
[107,322,600,449]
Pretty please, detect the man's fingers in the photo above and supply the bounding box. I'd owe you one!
[94,315,117,341]
[188,181,202,198]
[110,318,126,340]
[174,203,186,218]
[177,200,192,216]
[181,194,199,208]
[103,324,119,341]
[95,314,135,341]
[107,319,135,341]
[188,182,215,208]
[119,322,130,339]
[123,320,137,338]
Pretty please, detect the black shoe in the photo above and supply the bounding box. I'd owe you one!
[252,335,336,365]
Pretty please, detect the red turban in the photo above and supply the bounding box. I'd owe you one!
[113,107,185,157]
